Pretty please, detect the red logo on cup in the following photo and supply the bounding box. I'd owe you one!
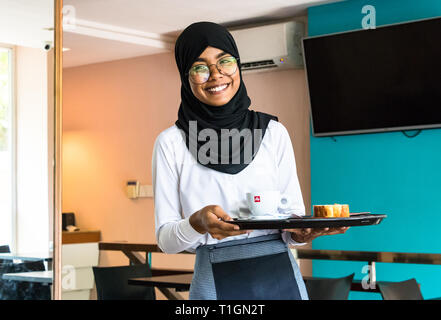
[254,196,260,203]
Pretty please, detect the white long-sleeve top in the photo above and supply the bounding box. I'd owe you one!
[152,120,306,254]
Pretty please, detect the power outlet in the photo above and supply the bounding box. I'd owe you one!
[139,185,153,198]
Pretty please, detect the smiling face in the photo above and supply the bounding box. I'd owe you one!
[188,46,241,107]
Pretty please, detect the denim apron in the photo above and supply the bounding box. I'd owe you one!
[189,233,309,300]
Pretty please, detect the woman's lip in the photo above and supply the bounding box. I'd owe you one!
[205,83,230,95]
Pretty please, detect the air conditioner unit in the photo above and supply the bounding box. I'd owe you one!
[229,21,305,73]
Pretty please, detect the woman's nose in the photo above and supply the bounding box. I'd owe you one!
[208,64,223,80]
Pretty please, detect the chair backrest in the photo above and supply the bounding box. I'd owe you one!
[378,278,423,300]
[0,244,11,266]
[0,260,50,300]
[93,264,156,300]
[305,273,355,300]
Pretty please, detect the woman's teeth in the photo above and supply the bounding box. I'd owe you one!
[206,84,228,93]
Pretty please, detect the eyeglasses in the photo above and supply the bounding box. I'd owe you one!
[187,56,239,84]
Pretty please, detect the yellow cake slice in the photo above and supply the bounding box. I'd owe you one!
[333,204,342,217]
[341,204,350,217]
[313,204,350,218]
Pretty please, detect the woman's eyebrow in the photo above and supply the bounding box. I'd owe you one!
[194,51,229,63]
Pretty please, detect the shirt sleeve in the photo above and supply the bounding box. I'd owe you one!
[152,133,205,254]
[274,123,307,247]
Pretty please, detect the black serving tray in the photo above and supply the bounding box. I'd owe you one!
[225,213,386,230]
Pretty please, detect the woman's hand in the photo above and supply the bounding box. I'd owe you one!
[284,227,349,243]
[189,205,249,240]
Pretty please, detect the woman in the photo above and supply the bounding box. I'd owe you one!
[152,21,348,300]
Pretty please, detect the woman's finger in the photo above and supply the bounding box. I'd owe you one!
[209,218,240,231]
[284,229,303,234]
[323,228,348,235]
[328,227,348,232]
[211,228,249,239]
[206,206,240,230]
[309,228,327,236]
[211,205,233,221]
[215,223,247,234]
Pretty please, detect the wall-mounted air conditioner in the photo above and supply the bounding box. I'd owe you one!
[229,21,305,73]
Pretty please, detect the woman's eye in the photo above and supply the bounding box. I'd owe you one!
[192,65,208,73]
[219,57,235,65]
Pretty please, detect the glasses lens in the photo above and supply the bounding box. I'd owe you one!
[218,56,237,75]
[189,65,209,84]
[189,56,238,83]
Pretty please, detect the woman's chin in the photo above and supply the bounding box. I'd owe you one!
[202,94,232,106]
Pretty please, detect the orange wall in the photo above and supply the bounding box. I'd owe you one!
[62,51,311,282]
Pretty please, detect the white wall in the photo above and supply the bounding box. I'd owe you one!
[0,0,53,49]
[15,45,50,253]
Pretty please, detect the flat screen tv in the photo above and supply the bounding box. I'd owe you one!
[303,16,441,137]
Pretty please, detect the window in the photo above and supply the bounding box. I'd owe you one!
[0,46,14,249]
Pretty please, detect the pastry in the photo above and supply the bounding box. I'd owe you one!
[324,205,334,217]
[341,204,350,217]
[333,204,342,217]
[313,204,350,217]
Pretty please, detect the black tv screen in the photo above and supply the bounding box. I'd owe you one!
[303,17,441,136]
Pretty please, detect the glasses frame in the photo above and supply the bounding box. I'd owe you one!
[186,55,240,84]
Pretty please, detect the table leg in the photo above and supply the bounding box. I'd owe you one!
[122,250,146,265]
[158,287,184,300]
[147,252,152,269]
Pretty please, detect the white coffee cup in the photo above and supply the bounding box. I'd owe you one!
[246,191,291,219]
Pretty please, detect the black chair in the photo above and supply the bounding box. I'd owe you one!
[305,273,355,300]
[378,278,423,300]
[0,244,11,299]
[93,264,156,300]
[0,260,51,300]
[0,244,10,265]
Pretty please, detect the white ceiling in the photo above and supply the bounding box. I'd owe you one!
[62,32,168,68]
[63,0,341,68]
[0,0,53,49]
[64,0,326,35]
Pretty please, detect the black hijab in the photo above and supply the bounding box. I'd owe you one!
[175,21,278,174]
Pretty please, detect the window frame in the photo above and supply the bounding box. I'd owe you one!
[0,43,17,252]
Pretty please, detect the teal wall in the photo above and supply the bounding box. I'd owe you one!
[308,0,441,300]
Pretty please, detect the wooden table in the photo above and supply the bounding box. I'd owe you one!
[101,242,441,300]
[99,241,193,299]
[303,276,396,293]
[62,230,101,244]
[99,242,163,266]
[296,248,441,264]
[127,273,390,300]
[296,248,441,286]
[129,273,193,300]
